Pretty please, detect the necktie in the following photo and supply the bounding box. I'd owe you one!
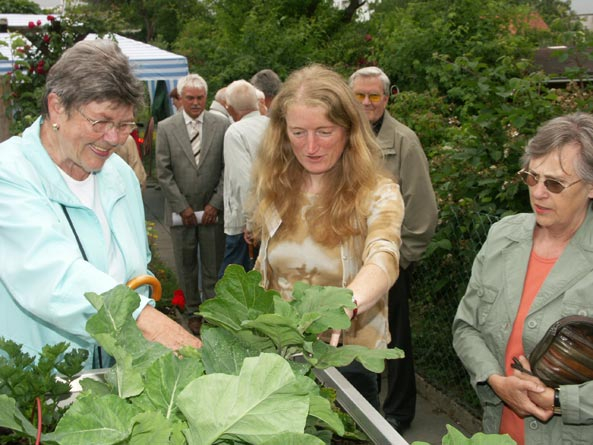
[189,121,200,166]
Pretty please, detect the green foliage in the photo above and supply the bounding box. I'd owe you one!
[412,424,516,445]
[3,15,82,135]
[0,0,41,13]
[0,338,87,442]
[173,0,369,95]
[0,268,398,443]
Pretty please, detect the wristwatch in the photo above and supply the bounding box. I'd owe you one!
[553,388,562,415]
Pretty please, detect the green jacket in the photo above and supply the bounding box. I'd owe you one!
[453,209,593,444]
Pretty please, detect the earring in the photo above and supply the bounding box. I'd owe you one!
[52,123,60,131]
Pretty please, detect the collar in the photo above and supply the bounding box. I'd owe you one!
[182,109,203,126]
[371,112,385,135]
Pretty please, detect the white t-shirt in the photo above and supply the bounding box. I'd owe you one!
[58,168,126,283]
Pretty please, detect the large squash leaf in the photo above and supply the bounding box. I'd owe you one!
[177,353,312,445]
[305,341,404,373]
[49,393,142,445]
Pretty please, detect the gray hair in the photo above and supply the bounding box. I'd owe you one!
[214,87,227,102]
[250,69,282,99]
[41,39,144,117]
[522,112,593,184]
[348,66,390,96]
[226,80,258,113]
[177,73,208,96]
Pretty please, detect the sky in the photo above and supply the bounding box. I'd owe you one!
[569,0,593,15]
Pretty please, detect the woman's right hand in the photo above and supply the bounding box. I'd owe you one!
[488,373,551,421]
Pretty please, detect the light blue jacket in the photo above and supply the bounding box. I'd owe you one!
[0,118,153,368]
[453,209,593,444]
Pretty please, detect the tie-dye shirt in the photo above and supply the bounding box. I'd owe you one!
[256,176,404,349]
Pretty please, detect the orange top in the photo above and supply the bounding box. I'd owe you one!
[499,250,557,445]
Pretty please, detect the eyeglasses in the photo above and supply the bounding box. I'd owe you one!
[354,93,384,104]
[517,169,582,194]
[77,109,137,135]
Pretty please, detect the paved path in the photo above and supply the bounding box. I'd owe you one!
[142,178,479,444]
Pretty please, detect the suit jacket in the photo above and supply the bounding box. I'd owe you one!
[156,110,229,226]
[453,209,593,443]
[376,112,438,268]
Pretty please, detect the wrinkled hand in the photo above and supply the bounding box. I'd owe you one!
[180,207,198,226]
[488,370,550,421]
[512,355,555,422]
[202,204,218,225]
[137,305,202,350]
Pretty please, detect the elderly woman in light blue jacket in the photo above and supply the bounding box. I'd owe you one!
[0,39,201,369]
[453,113,593,445]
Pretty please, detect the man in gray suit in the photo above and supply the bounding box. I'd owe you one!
[156,74,229,317]
[349,66,438,434]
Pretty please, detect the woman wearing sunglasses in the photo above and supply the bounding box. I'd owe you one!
[453,112,593,445]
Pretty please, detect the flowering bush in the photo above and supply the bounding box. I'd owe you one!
[3,15,82,135]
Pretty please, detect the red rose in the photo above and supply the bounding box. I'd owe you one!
[172,289,186,312]
[28,21,35,28]
[364,34,373,42]
[36,20,42,26]
[43,34,50,43]
[47,15,55,21]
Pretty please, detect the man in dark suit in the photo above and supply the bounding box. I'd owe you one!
[156,74,229,318]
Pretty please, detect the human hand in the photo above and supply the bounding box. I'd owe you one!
[488,373,549,420]
[137,305,202,350]
[202,204,218,225]
[512,355,555,421]
[243,228,254,245]
[180,207,198,226]
[329,330,341,346]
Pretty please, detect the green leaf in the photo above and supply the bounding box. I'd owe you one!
[243,314,305,350]
[142,352,204,418]
[177,353,311,445]
[291,283,355,335]
[307,393,345,436]
[306,341,404,373]
[200,265,277,331]
[201,326,261,375]
[128,411,173,445]
[260,432,327,444]
[0,394,39,438]
[50,393,141,445]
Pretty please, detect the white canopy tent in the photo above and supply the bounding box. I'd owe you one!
[0,30,188,105]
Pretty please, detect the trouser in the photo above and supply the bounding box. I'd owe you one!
[171,222,225,313]
[338,360,380,411]
[381,265,416,424]
[218,233,255,279]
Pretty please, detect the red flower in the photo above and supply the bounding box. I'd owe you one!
[36,66,44,74]
[364,34,373,42]
[43,34,50,43]
[36,20,42,26]
[172,289,186,311]
[47,15,55,21]
[28,21,35,28]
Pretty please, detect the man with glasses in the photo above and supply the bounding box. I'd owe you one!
[349,66,438,434]
[156,74,229,330]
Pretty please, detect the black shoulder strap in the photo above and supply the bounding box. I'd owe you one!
[60,204,88,261]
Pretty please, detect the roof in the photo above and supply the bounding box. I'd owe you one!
[83,33,188,81]
[0,14,56,29]
[0,32,188,82]
[534,46,593,83]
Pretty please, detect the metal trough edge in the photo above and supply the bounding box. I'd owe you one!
[313,366,409,445]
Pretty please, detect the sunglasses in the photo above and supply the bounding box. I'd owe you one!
[517,169,582,194]
[354,93,383,104]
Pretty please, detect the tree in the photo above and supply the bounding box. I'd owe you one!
[0,0,42,13]
[173,0,370,94]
